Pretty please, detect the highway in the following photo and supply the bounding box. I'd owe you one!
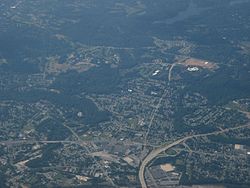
[0,140,80,146]
[138,123,250,188]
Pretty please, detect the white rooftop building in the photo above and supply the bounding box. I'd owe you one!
[187,67,199,72]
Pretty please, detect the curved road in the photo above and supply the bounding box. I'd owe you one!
[139,124,250,188]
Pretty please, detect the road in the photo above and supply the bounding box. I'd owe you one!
[139,124,250,188]
[57,110,117,187]
[0,140,80,146]
[168,63,177,83]
[144,89,168,145]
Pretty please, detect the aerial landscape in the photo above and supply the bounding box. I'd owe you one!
[0,0,250,187]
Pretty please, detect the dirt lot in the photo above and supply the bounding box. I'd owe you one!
[160,163,175,172]
[179,58,218,70]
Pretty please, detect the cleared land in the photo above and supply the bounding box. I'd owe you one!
[179,58,218,69]
[160,163,175,172]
